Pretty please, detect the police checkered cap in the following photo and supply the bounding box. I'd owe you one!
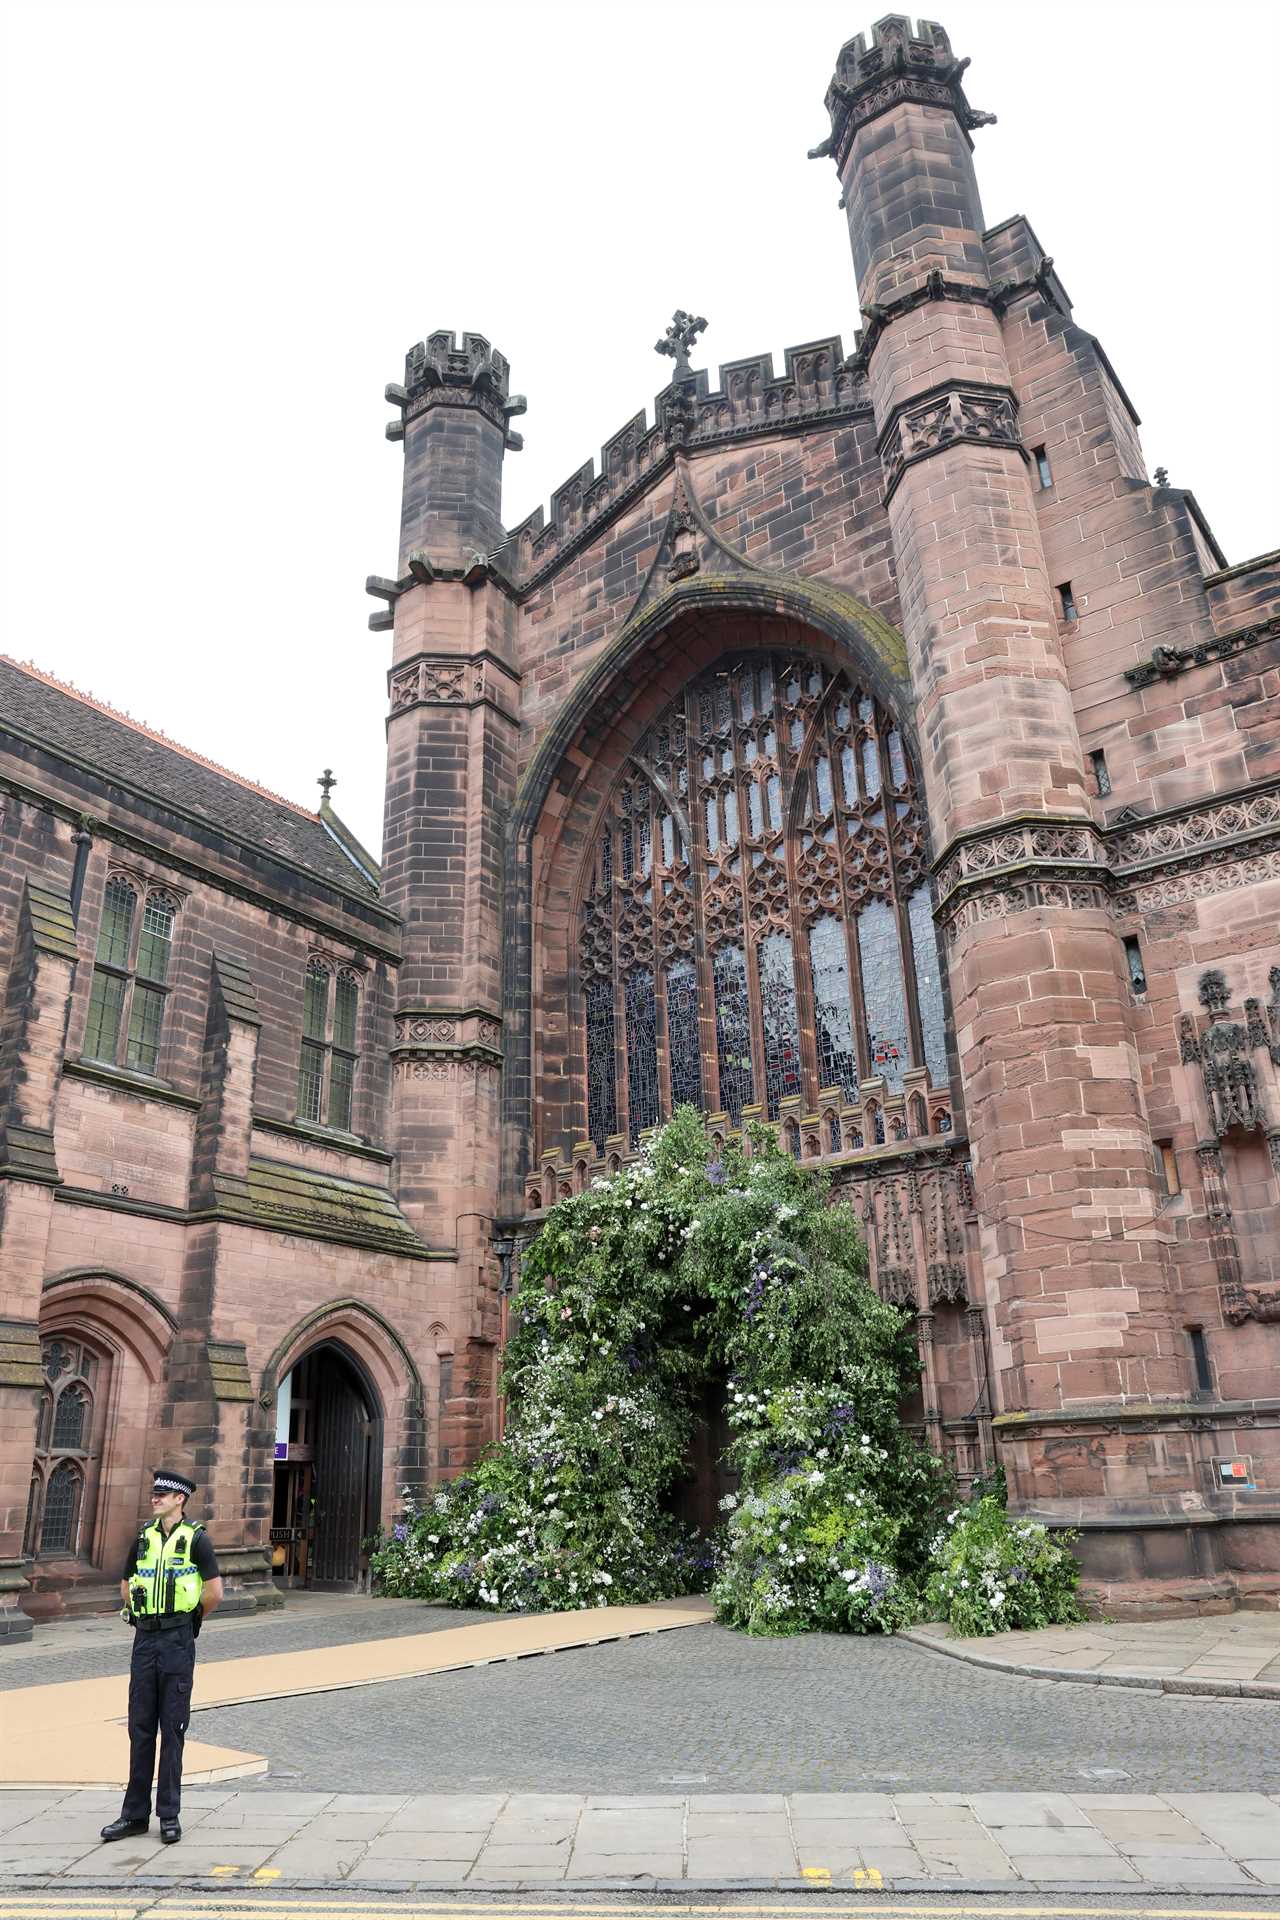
[152,1469,196,1497]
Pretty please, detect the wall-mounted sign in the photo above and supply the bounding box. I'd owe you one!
[274,1441,289,1462]
[1217,1457,1255,1488]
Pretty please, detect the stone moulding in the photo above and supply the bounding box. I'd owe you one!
[1124,610,1280,689]
[932,786,1280,933]
[878,380,1025,502]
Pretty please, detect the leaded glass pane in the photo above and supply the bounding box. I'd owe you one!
[297,1041,325,1123]
[862,736,881,798]
[620,815,634,879]
[858,901,909,1093]
[704,796,719,854]
[51,1384,87,1451]
[723,789,739,847]
[96,878,135,967]
[638,811,652,877]
[125,983,165,1073]
[660,814,675,867]
[24,1477,38,1556]
[37,1392,52,1450]
[137,897,174,984]
[841,743,857,805]
[600,830,613,888]
[815,754,833,815]
[585,978,618,1151]
[624,968,659,1144]
[809,915,859,1101]
[303,965,329,1042]
[44,1340,71,1380]
[334,973,359,1052]
[665,959,702,1112]
[328,1051,354,1131]
[40,1460,80,1554]
[766,773,782,830]
[887,729,908,788]
[84,968,126,1063]
[758,932,802,1119]
[909,886,949,1087]
[748,781,763,836]
[713,946,753,1122]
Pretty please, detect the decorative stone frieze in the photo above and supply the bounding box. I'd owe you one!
[879,381,1024,501]
[391,1007,503,1069]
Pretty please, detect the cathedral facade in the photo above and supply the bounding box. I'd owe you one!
[2,16,1278,1639]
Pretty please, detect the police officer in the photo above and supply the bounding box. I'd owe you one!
[100,1468,223,1846]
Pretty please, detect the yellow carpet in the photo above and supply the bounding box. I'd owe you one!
[0,1596,714,1788]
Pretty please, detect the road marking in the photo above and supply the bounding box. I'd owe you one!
[8,1906,1280,1920]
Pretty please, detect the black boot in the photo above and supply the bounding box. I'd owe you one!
[100,1817,149,1842]
[160,1819,182,1844]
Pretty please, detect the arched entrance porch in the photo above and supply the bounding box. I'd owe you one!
[271,1341,382,1589]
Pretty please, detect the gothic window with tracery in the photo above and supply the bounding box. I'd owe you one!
[84,878,178,1074]
[578,651,948,1150]
[25,1336,106,1559]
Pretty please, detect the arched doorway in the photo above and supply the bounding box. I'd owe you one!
[271,1343,381,1589]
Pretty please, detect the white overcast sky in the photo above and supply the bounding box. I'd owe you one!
[4,0,1277,860]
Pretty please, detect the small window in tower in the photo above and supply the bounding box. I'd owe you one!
[1089,748,1112,797]
[1122,934,1147,997]
[1058,582,1078,622]
[1155,1140,1180,1198]
[1033,445,1053,490]
[1187,1325,1213,1396]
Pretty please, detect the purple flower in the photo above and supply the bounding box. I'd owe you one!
[392,1522,408,1541]
[705,1159,726,1186]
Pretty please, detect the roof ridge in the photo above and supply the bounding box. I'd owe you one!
[0,654,319,822]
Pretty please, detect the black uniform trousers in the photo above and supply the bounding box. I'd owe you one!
[121,1619,195,1822]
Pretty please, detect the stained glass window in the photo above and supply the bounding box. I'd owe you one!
[573,649,951,1156]
[666,960,702,1111]
[714,946,754,1122]
[625,968,659,1143]
[908,887,948,1089]
[858,901,910,1093]
[758,933,802,1119]
[51,1384,86,1450]
[810,915,859,1100]
[585,977,617,1150]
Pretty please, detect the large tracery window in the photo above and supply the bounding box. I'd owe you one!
[579,651,948,1151]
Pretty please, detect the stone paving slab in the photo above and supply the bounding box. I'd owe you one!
[903,1608,1280,1700]
[3,1787,1280,1891]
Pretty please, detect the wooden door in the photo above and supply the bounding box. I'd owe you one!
[309,1348,374,1586]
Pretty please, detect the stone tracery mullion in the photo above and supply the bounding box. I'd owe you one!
[875,719,928,1075]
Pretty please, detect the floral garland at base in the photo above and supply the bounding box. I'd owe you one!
[369,1110,1083,1638]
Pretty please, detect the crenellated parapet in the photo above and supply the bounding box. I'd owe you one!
[812,14,994,172]
[507,336,870,590]
[385,330,527,448]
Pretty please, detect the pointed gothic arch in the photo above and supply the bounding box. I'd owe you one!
[500,584,955,1202]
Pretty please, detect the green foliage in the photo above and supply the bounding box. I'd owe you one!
[923,1495,1084,1636]
[369,1108,1082,1638]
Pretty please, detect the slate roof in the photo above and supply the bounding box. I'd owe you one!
[246,1159,430,1258]
[0,655,380,899]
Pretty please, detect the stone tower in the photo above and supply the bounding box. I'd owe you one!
[374,332,527,1463]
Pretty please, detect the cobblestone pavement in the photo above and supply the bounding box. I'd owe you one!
[0,1598,490,1691]
[190,1624,1280,1796]
[2,1785,1279,1891]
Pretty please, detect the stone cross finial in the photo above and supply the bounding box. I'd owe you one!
[318,768,337,804]
[655,310,708,377]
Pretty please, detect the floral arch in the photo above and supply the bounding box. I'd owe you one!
[574,648,952,1159]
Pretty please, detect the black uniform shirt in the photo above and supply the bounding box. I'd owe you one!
[121,1522,220,1584]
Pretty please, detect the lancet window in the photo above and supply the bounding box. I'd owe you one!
[579,651,948,1151]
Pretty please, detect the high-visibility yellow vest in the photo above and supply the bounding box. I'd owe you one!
[132,1519,204,1616]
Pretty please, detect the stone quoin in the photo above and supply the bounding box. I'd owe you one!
[1,15,1277,1637]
